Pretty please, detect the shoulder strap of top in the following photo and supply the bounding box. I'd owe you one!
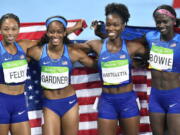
[0,41,5,55]
[122,39,132,64]
[121,39,127,52]
[173,33,180,42]
[40,44,48,59]
[63,44,69,58]
[14,42,25,53]
[100,38,108,54]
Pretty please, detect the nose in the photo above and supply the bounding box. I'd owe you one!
[7,29,13,35]
[106,25,115,32]
[158,22,166,28]
[109,25,115,30]
[7,29,18,36]
[52,32,59,38]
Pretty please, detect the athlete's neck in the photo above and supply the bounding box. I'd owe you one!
[108,38,122,53]
[161,31,175,41]
[2,40,14,47]
[47,43,64,59]
[48,43,64,52]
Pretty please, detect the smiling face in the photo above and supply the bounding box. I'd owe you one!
[105,14,125,40]
[0,18,19,45]
[46,21,66,46]
[154,14,175,36]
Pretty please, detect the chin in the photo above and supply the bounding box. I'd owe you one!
[51,42,60,45]
[109,36,118,41]
[52,44,60,46]
[5,40,15,45]
[160,31,168,36]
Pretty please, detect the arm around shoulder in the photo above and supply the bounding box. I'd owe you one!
[27,45,42,61]
[18,39,39,53]
[69,47,97,69]
[74,39,103,54]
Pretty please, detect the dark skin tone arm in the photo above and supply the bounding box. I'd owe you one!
[74,37,149,69]
[27,44,97,69]
[26,45,42,61]
[73,39,104,55]
[18,39,39,53]
[66,19,84,34]
[68,45,97,69]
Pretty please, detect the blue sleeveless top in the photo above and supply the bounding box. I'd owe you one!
[39,44,73,89]
[98,38,132,88]
[146,31,180,73]
[0,41,27,85]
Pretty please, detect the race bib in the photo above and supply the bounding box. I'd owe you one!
[149,44,174,71]
[101,60,129,85]
[2,60,27,83]
[41,66,69,89]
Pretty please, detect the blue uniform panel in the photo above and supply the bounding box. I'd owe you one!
[0,93,29,124]
[0,42,27,85]
[149,87,180,113]
[146,31,180,73]
[43,94,77,117]
[98,91,140,119]
[98,38,132,88]
[39,44,73,88]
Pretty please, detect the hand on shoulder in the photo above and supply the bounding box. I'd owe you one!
[27,45,42,61]
[17,39,39,53]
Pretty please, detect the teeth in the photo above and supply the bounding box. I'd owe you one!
[53,39,59,42]
[160,29,166,32]
[108,33,115,36]
[160,28,166,31]
[8,37,14,40]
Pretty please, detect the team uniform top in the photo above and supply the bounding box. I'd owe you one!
[98,38,132,88]
[39,44,73,90]
[0,41,27,85]
[146,31,180,73]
